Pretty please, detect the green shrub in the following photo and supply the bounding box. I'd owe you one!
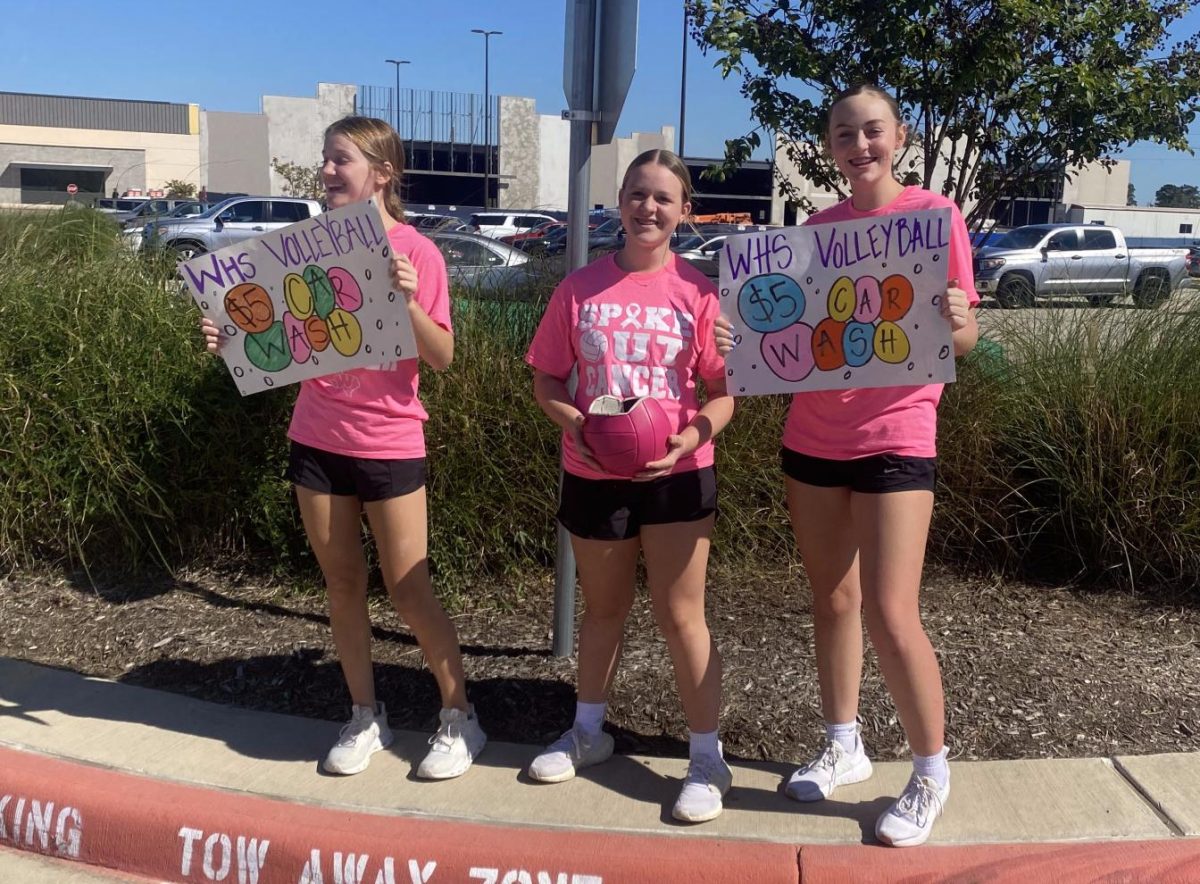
[0,209,298,573]
[3,209,1199,594]
[938,307,1200,587]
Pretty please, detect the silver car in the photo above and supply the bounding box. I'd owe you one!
[141,196,324,260]
[431,231,539,293]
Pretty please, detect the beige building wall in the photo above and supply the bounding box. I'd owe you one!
[262,83,356,195]
[1062,160,1130,208]
[498,96,539,210]
[536,113,570,211]
[588,126,675,208]
[0,115,201,195]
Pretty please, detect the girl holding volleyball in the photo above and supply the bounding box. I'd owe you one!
[524,148,735,823]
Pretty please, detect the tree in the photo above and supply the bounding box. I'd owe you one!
[270,157,323,199]
[1128,183,1137,206]
[688,0,1200,229]
[164,179,196,198]
[1154,183,1200,207]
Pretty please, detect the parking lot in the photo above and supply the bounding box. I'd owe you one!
[976,277,1200,346]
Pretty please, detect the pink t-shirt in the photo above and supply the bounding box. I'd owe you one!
[525,253,725,480]
[782,186,980,459]
[287,223,451,459]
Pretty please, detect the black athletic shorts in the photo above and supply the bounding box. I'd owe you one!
[780,447,936,494]
[557,467,718,541]
[286,441,426,501]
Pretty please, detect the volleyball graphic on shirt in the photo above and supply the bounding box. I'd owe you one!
[582,395,673,478]
[579,329,608,362]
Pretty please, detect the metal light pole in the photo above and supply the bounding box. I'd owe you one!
[679,3,688,158]
[471,29,502,208]
[385,59,410,133]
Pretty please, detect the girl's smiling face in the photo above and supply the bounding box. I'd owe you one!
[619,162,691,252]
[827,93,907,191]
[321,133,389,208]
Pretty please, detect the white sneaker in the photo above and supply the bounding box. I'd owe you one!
[875,773,950,848]
[672,755,733,823]
[416,705,487,780]
[323,703,393,775]
[527,725,614,783]
[785,736,873,802]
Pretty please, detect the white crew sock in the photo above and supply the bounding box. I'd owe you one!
[688,729,722,761]
[573,701,606,736]
[912,747,950,790]
[826,720,860,754]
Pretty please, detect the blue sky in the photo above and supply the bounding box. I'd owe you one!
[2,0,1197,206]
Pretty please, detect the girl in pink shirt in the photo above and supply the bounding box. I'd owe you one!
[718,85,980,847]
[203,116,485,781]
[525,149,736,822]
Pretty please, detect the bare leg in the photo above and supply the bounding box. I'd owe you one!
[295,487,374,707]
[641,516,720,733]
[569,534,640,703]
[786,479,863,726]
[365,488,468,711]
[852,490,944,755]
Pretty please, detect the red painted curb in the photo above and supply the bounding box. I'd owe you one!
[799,841,1200,883]
[0,745,799,883]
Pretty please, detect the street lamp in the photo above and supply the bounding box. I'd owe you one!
[385,59,410,133]
[470,29,502,208]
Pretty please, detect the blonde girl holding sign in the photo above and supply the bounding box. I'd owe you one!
[202,116,485,780]
[718,85,978,846]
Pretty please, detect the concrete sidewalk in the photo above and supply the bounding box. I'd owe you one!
[1,656,1198,882]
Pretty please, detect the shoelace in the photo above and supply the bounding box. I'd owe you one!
[684,756,721,788]
[336,711,375,747]
[894,776,943,826]
[803,739,846,790]
[427,719,462,752]
[548,727,586,759]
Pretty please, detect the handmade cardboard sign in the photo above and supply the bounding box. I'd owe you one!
[181,199,416,395]
[720,208,955,395]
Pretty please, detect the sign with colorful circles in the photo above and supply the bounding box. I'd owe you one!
[180,199,416,396]
[720,207,956,395]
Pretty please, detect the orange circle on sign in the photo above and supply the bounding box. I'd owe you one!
[305,315,330,352]
[880,274,915,321]
[224,283,274,334]
[812,317,847,371]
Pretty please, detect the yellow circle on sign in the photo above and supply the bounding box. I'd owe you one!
[827,276,855,322]
[873,320,911,364]
[327,307,363,357]
[284,273,314,320]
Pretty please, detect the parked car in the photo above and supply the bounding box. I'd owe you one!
[1186,246,1200,278]
[430,231,541,293]
[466,211,558,240]
[673,234,729,279]
[500,220,563,245]
[140,196,324,260]
[94,197,150,215]
[973,223,1189,308]
[121,201,212,251]
[408,212,468,232]
[537,221,604,256]
[112,198,201,226]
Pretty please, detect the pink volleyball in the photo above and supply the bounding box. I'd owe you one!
[581,395,674,478]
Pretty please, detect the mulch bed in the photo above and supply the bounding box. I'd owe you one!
[1,564,1198,764]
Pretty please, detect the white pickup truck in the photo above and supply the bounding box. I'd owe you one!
[973,223,1189,308]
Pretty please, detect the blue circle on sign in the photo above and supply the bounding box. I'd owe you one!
[736,274,806,334]
[843,322,875,367]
